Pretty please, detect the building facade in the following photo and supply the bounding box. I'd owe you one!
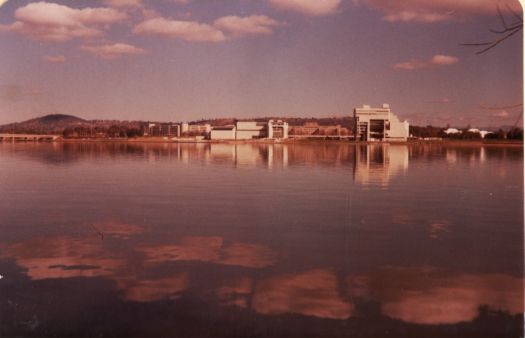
[210,120,289,140]
[210,125,236,140]
[144,123,180,137]
[354,104,409,141]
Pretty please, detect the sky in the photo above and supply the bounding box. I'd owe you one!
[0,0,522,127]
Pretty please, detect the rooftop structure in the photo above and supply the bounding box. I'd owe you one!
[354,104,409,141]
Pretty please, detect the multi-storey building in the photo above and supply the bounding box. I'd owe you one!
[354,104,409,141]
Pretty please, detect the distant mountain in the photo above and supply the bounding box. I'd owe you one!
[0,114,88,134]
[35,114,86,124]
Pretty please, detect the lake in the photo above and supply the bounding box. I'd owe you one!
[0,142,523,337]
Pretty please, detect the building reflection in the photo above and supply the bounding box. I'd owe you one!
[353,144,409,187]
[3,142,519,172]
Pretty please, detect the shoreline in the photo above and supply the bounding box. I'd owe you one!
[1,137,523,146]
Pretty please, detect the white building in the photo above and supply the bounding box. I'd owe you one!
[210,120,289,140]
[268,120,289,139]
[210,125,236,140]
[354,104,409,141]
[235,121,266,139]
[443,128,461,135]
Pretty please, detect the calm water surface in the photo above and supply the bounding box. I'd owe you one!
[0,142,523,337]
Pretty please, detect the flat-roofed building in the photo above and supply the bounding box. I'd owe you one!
[354,104,409,141]
[268,120,289,139]
[210,125,236,140]
[210,120,289,140]
[236,121,266,139]
[144,123,180,137]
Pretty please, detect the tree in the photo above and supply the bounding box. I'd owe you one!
[462,5,522,54]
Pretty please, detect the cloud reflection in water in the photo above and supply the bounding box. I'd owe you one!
[218,269,353,320]
[140,236,276,269]
[348,266,523,324]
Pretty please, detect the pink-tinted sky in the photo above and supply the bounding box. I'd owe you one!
[0,0,522,127]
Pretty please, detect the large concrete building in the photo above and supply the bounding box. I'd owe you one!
[268,120,289,139]
[354,104,409,141]
[210,120,289,140]
[210,125,236,140]
[235,121,266,139]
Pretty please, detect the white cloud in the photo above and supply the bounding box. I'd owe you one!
[393,54,459,70]
[0,1,127,42]
[431,54,459,65]
[358,0,521,23]
[43,55,66,63]
[81,43,145,59]
[493,110,510,118]
[269,0,341,16]
[214,15,281,36]
[133,17,226,42]
[103,0,143,8]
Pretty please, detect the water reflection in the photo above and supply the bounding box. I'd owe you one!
[353,144,408,187]
[218,270,354,320]
[140,236,276,269]
[2,142,521,170]
[250,269,353,320]
[0,217,523,335]
[347,266,523,325]
[2,236,124,280]
[0,221,141,280]
[117,273,189,303]
[0,142,522,336]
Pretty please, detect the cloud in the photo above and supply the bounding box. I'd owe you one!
[133,17,226,42]
[103,0,143,8]
[431,54,459,65]
[43,55,66,63]
[269,0,341,16]
[493,110,510,118]
[0,1,127,42]
[429,97,451,104]
[81,43,146,59]
[357,0,522,23]
[214,15,281,36]
[393,54,458,70]
[0,84,43,101]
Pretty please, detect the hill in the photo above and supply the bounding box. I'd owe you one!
[0,114,88,134]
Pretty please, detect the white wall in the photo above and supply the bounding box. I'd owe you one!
[210,129,236,140]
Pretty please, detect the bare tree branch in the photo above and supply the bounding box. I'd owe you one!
[462,4,522,54]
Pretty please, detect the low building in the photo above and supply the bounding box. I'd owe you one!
[210,125,236,140]
[235,121,266,139]
[289,122,350,136]
[210,120,289,140]
[354,104,409,141]
[144,123,180,137]
[443,128,461,135]
[268,120,289,139]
